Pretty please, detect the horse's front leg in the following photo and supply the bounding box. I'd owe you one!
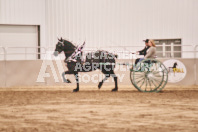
[110,70,118,92]
[73,72,79,92]
[62,71,73,83]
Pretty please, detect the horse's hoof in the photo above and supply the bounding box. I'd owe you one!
[73,88,79,92]
[111,88,118,92]
[98,82,103,89]
[66,79,71,83]
[64,79,71,83]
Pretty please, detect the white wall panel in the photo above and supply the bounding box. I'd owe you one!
[0,25,38,60]
[45,0,198,50]
[0,0,197,52]
[0,0,46,47]
[0,0,45,24]
[192,0,198,45]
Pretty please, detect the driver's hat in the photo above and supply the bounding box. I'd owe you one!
[143,39,149,43]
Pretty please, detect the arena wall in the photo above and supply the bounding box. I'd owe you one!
[161,59,197,85]
[1,0,198,50]
[196,58,198,85]
[0,59,197,88]
[0,61,6,87]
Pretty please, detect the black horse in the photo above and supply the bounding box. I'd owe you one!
[54,37,118,92]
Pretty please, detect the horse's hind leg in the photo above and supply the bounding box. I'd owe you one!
[110,70,118,92]
[98,69,110,89]
[73,72,79,92]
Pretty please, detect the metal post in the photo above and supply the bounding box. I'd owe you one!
[163,43,165,57]
[25,47,27,60]
[0,47,6,61]
[3,47,7,87]
[171,43,174,58]
[194,45,198,85]
[3,47,7,61]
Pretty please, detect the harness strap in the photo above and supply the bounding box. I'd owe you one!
[66,41,85,62]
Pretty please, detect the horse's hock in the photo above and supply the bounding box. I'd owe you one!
[0,59,197,88]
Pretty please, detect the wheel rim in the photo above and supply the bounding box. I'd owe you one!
[131,59,168,92]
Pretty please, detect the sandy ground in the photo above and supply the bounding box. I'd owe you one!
[0,85,198,132]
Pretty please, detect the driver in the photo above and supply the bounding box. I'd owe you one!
[134,39,150,65]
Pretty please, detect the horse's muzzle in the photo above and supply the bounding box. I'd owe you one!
[53,51,59,56]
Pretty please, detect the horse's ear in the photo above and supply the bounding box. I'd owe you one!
[57,37,60,41]
[57,37,63,42]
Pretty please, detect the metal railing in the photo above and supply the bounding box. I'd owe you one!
[0,47,6,60]
[1,47,47,60]
[0,45,197,60]
[195,45,198,59]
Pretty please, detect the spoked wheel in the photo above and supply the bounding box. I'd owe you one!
[130,59,168,92]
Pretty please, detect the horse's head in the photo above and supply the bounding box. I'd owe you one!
[54,37,65,56]
[54,37,76,57]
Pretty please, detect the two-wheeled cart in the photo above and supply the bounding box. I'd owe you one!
[130,58,168,92]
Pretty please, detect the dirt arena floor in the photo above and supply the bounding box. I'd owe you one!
[0,85,198,132]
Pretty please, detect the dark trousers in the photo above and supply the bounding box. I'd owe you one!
[135,58,140,65]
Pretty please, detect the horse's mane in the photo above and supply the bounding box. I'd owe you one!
[63,39,76,50]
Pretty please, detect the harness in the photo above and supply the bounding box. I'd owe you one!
[65,41,85,63]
